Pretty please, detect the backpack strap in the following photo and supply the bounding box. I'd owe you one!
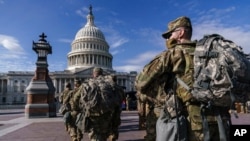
[214,108,228,141]
[200,104,210,141]
[176,77,191,92]
[200,105,229,141]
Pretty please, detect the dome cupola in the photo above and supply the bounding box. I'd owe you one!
[67,5,113,72]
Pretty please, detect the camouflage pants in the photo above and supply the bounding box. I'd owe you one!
[87,112,113,141]
[137,101,146,130]
[68,111,83,141]
[109,106,122,141]
[187,104,230,141]
[144,105,161,141]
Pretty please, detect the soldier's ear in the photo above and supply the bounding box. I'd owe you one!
[179,28,185,38]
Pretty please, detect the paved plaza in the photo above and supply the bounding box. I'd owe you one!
[0,108,250,141]
[0,109,145,141]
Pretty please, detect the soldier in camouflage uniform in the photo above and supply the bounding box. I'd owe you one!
[136,16,230,141]
[135,78,166,141]
[84,67,115,141]
[137,92,146,130]
[59,82,72,132]
[108,74,125,141]
[67,80,83,141]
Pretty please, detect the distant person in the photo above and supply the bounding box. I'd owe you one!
[68,80,83,141]
[108,74,125,141]
[59,82,72,132]
[78,67,116,141]
[126,95,131,111]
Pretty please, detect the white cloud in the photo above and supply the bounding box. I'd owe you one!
[113,65,143,73]
[110,38,129,49]
[102,26,129,49]
[126,51,160,65]
[0,34,30,72]
[0,59,35,73]
[58,38,72,43]
[132,28,165,49]
[0,34,25,53]
[192,7,250,53]
[114,50,161,73]
[76,7,88,18]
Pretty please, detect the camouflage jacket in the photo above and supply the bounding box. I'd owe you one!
[135,40,196,105]
[59,88,72,104]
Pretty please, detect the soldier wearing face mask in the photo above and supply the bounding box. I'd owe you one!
[136,16,227,141]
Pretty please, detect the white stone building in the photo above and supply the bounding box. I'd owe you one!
[0,6,137,105]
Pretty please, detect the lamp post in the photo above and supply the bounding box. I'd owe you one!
[25,33,56,118]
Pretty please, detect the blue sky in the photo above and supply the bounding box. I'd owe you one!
[0,0,250,73]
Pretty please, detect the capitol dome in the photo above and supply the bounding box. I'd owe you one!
[67,5,113,72]
[75,23,105,40]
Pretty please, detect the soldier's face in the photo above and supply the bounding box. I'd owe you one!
[169,28,182,40]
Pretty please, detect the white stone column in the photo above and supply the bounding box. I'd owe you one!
[59,78,62,93]
[7,79,12,92]
[53,79,57,92]
[97,55,100,65]
[88,54,91,64]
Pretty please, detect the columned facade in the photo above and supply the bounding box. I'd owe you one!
[0,5,137,106]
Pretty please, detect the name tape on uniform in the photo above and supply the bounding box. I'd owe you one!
[230,125,250,139]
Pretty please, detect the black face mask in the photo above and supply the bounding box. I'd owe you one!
[166,38,178,49]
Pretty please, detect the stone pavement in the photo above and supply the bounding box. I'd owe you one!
[0,109,145,141]
[0,109,250,141]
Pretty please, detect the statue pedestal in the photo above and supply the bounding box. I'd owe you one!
[25,33,56,118]
[25,80,56,118]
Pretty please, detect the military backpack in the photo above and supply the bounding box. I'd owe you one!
[79,75,117,116]
[178,34,250,108]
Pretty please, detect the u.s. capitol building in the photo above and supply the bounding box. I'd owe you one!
[0,6,137,105]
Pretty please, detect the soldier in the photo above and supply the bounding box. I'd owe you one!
[135,70,168,141]
[126,94,131,111]
[68,80,83,141]
[81,67,115,141]
[108,74,125,141]
[136,16,230,141]
[59,82,72,132]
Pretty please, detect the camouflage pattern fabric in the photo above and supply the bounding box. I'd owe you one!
[76,75,121,141]
[192,34,250,107]
[107,75,125,141]
[162,16,192,39]
[59,88,72,132]
[80,75,116,116]
[137,92,146,130]
[135,50,174,141]
[59,88,72,104]
[136,39,231,140]
[59,88,73,115]
[68,86,83,141]
[144,102,161,141]
[87,112,113,141]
